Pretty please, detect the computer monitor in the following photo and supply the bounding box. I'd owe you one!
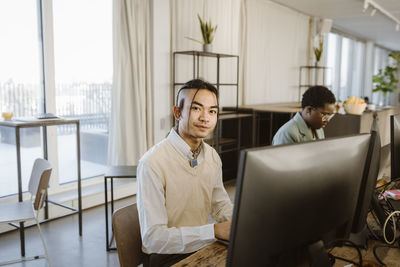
[227,134,375,267]
[350,131,381,246]
[390,113,400,181]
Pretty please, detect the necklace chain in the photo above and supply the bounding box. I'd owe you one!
[191,143,202,158]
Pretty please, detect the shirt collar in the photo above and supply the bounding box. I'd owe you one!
[293,112,323,140]
[167,128,204,162]
[293,112,313,139]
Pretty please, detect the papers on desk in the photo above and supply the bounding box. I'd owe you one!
[379,189,400,200]
[13,117,62,122]
[35,113,59,119]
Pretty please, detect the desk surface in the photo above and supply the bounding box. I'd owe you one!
[104,165,137,178]
[0,117,79,127]
[172,242,227,267]
[172,240,400,267]
[235,102,302,113]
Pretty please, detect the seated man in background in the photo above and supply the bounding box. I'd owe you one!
[137,79,233,267]
[272,86,336,146]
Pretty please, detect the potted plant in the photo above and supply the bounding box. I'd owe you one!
[313,34,323,66]
[186,15,217,52]
[372,52,400,105]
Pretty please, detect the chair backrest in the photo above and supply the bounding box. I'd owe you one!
[112,203,143,267]
[28,158,52,210]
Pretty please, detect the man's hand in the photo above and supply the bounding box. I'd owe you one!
[214,221,231,241]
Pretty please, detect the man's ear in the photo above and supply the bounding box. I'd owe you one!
[304,106,313,116]
[173,106,181,120]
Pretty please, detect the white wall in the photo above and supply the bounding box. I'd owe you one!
[151,0,171,143]
[242,0,310,105]
[171,0,241,109]
[150,0,311,143]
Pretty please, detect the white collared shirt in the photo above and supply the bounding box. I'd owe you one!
[137,128,233,254]
[167,127,205,166]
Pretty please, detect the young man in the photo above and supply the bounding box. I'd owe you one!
[137,79,233,266]
[272,86,336,146]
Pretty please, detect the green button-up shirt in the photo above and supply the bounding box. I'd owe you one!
[272,112,325,146]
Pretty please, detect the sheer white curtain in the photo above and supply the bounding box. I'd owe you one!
[171,0,241,108]
[108,0,153,165]
[325,33,367,102]
[241,0,310,104]
[372,46,390,105]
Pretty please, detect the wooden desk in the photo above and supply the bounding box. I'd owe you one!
[173,240,400,266]
[224,103,400,147]
[172,242,227,267]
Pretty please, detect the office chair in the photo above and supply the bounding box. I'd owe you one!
[112,203,143,267]
[0,158,52,266]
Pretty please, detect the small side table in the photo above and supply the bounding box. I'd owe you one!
[104,165,137,251]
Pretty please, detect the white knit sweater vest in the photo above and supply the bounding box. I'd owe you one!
[142,139,221,228]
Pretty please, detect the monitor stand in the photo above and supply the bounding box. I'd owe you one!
[371,194,394,241]
[307,240,333,267]
[349,226,368,249]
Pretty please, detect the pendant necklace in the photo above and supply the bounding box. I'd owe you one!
[190,143,202,167]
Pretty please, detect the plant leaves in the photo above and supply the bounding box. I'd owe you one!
[196,14,217,44]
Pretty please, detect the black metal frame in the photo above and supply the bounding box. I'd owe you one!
[172,50,241,151]
[172,50,240,114]
[0,118,82,257]
[104,165,137,251]
[298,66,332,101]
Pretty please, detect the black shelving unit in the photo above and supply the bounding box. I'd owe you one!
[173,50,251,181]
[172,50,239,112]
[298,66,331,101]
[204,113,253,180]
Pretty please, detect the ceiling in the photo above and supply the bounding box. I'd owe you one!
[271,0,400,51]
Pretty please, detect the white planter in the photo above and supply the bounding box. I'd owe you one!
[203,44,212,53]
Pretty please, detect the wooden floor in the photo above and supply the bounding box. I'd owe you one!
[0,179,399,267]
[0,196,136,267]
[0,181,236,267]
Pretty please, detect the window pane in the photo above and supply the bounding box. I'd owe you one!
[340,37,351,99]
[372,47,390,105]
[0,1,43,197]
[350,41,365,98]
[53,0,112,183]
[325,33,338,97]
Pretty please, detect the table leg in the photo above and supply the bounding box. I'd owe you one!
[15,127,25,257]
[110,177,115,249]
[105,177,110,251]
[43,126,49,219]
[111,178,114,215]
[76,122,82,236]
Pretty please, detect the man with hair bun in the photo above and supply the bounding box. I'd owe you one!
[272,86,336,145]
[137,79,233,266]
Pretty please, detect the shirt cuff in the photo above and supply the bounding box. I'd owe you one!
[200,223,216,240]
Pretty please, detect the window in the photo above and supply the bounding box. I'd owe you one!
[372,46,390,105]
[324,32,366,102]
[0,0,112,197]
[53,0,112,183]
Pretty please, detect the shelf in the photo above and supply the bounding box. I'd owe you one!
[174,50,239,58]
[300,65,330,69]
[299,85,332,87]
[174,82,238,86]
[298,66,331,101]
[219,113,253,120]
[204,138,237,147]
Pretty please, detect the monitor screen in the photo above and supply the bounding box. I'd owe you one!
[391,113,400,180]
[227,134,374,267]
[350,131,380,243]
